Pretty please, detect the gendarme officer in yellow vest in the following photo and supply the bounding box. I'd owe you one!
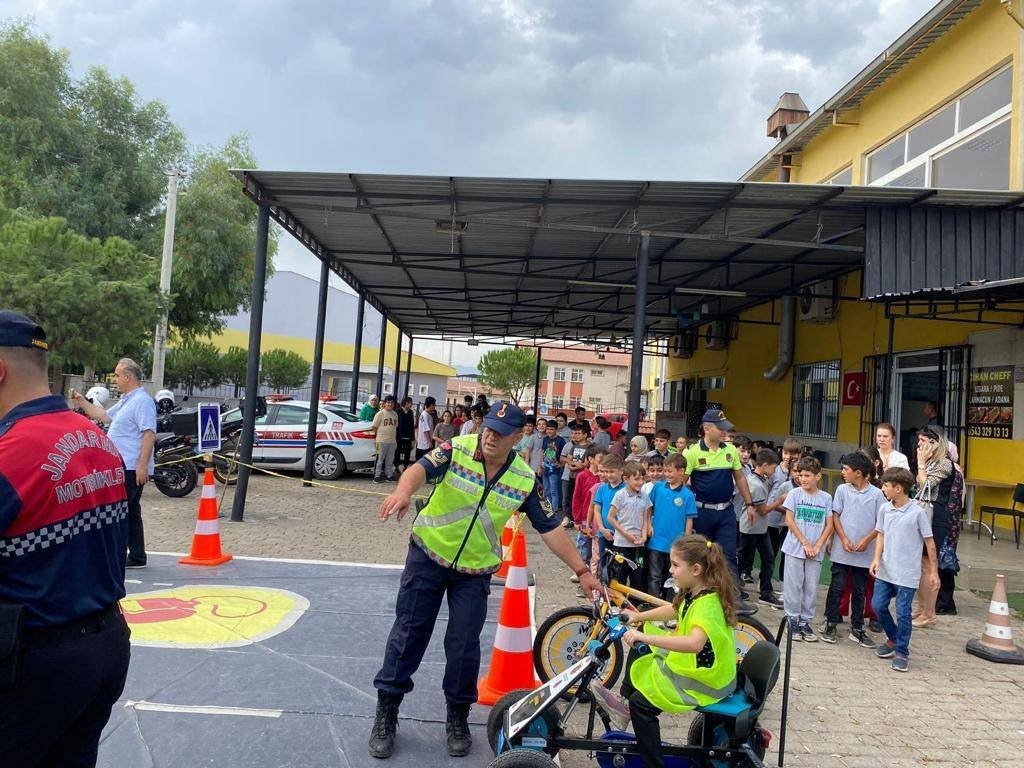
[370,401,600,760]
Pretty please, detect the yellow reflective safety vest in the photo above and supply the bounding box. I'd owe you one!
[411,435,538,575]
[628,590,737,713]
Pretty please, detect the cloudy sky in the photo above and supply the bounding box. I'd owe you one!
[11,0,937,365]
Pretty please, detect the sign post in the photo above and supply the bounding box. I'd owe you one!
[198,403,222,453]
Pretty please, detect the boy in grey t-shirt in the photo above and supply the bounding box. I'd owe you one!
[870,467,938,672]
[821,452,886,646]
[608,463,651,590]
[780,456,833,641]
[738,449,782,609]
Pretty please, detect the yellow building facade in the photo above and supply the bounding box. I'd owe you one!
[665,0,1024,515]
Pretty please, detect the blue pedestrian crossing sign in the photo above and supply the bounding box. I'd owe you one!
[198,403,221,452]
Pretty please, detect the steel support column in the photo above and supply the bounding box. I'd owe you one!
[627,232,650,433]
[404,337,414,401]
[533,346,542,415]
[350,296,365,412]
[376,315,387,399]
[393,327,403,399]
[302,258,330,487]
[231,202,270,522]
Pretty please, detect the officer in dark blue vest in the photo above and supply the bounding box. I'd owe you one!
[0,310,131,767]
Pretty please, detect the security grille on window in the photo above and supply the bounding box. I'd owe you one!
[571,368,584,382]
[791,360,840,439]
[418,384,429,397]
[553,367,566,382]
[552,397,564,409]
[866,67,1011,190]
[589,397,603,409]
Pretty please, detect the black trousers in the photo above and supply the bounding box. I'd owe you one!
[396,438,414,469]
[374,542,491,705]
[825,562,869,630]
[610,544,645,591]
[647,549,672,600]
[768,526,786,581]
[415,447,431,461]
[0,611,131,767]
[124,470,146,566]
[620,648,666,768]
[738,532,775,600]
[932,524,957,612]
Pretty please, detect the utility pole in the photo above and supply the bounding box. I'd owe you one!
[151,169,180,392]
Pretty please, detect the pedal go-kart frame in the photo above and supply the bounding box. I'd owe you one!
[494,588,796,768]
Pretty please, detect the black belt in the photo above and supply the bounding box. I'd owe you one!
[22,603,125,650]
[696,500,732,511]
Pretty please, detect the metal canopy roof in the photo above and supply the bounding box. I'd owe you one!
[232,170,1024,343]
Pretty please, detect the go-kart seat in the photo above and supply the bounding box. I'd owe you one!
[695,640,780,740]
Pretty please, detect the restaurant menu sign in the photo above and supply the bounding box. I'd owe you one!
[967,366,1014,440]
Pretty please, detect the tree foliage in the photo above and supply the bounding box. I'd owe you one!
[477,348,547,405]
[164,339,224,395]
[221,345,250,398]
[0,209,158,382]
[260,349,310,391]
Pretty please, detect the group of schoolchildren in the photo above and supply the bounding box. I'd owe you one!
[525,417,942,677]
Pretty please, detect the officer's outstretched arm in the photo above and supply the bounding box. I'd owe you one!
[379,464,427,522]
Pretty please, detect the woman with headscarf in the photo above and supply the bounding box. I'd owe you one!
[625,434,648,462]
[911,427,953,628]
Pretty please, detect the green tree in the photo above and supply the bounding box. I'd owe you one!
[260,349,310,391]
[221,345,250,398]
[161,135,277,337]
[164,339,224,395]
[477,348,547,405]
[0,209,158,386]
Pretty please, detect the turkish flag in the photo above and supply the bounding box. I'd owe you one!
[842,372,865,407]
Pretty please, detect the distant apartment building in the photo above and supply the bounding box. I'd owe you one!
[519,342,639,415]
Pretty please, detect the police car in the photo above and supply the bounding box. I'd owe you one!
[222,398,376,480]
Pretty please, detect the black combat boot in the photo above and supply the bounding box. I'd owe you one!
[445,701,472,757]
[368,692,402,759]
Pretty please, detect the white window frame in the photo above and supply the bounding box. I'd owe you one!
[570,368,584,382]
[553,367,566,382]
[418,384,429,397]
[383,382,393,394]
[825,166,853,185]
[552,397,564,409]
[589,368,605,377]
[866,67,1012,188]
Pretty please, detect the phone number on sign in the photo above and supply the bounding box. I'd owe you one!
[967,425,1012,439]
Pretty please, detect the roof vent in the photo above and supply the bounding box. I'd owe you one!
[767,93,809,141]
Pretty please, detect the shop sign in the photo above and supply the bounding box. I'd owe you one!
[967,365,1014,440]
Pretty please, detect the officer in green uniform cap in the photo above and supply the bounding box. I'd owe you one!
[370,401,600,760]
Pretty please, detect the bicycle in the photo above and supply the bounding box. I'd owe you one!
[533,550,774,695]
[489,591,793,768]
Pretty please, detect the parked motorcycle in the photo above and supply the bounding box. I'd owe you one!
[152,433,199,498]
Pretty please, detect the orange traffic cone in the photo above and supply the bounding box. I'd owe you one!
[478,530,538,704]
[179,468,233,567]
[494,514,519,580]
[966,574,1024,665]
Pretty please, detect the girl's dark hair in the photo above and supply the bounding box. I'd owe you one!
[441,410,453,421]
[858,446,882,485]
[671,534,737,626]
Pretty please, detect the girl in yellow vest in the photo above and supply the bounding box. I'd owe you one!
[620,534,738,768]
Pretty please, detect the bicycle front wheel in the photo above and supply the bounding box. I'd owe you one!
[734,614,775,660]
[533,606,624,694]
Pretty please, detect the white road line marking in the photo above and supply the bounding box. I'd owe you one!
[152,582,173,586]
[125,700,282,718]
[148,551,403,569]
[124,579,143,584]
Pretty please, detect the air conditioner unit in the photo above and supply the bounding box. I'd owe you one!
[799,280,837,323]
[670,330,699,359]
[704,321,729,351]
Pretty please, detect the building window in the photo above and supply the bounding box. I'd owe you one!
[570,396,582,408]
[418,384,429,397]
[383,382,393,394]
[589,396,603,409]
[698,376,725,391]
[866,67,1011,189]
[825,167,852,185]
[571,368,584,382]
[553,367,566,382]
[790,360,840,440]
[552,397,564,409]
[589,368,605,377]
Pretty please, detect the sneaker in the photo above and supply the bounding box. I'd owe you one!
[788,624,802,642]
[820,623,838,644]
[373,478,383,484]
[125,561,147,569]
[575,586,587,599]
[875,640,896,659]
[739,590,750,601]
[570,574,580,583]
[757,594,784,610]
[849,629,875,649]
[561,518,575,529]
[589,682,631,731]
[741,572,754,585]
[799,623,818,643]
[368,693,401,759]
[736,600,758,617]
[891,655,909,672]
[868,620,883,634]
[445,702,472,757]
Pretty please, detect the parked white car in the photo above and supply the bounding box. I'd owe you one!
[221,398,376,480]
